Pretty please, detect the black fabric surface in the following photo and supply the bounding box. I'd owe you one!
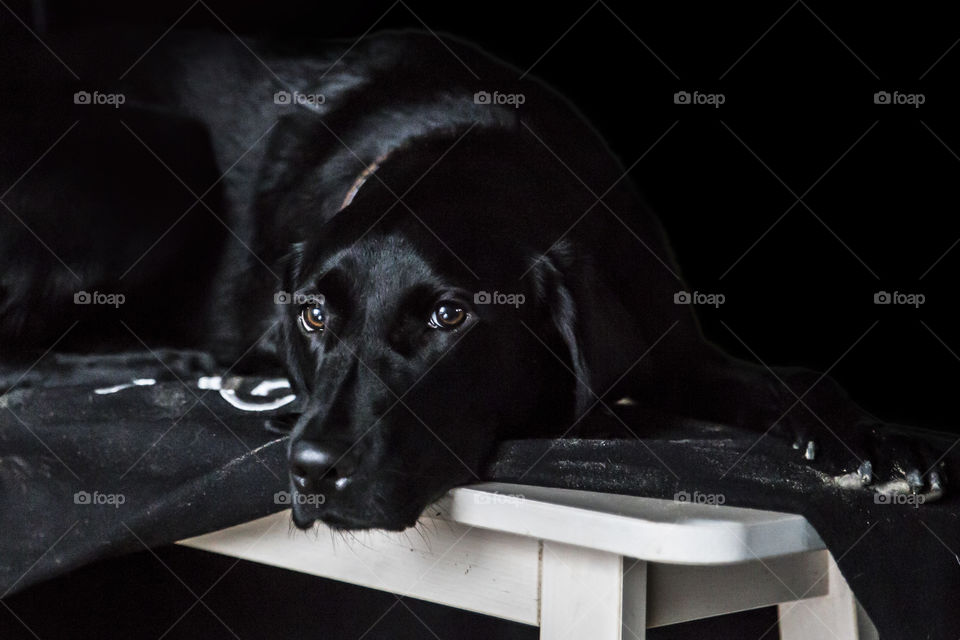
[0,353,291,594]
[1,354,957,638]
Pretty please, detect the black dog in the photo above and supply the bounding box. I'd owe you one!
[0,29,945,530]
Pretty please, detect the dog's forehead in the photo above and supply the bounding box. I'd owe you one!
[318,233,443,293]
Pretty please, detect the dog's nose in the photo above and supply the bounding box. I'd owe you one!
[290,439,357,493]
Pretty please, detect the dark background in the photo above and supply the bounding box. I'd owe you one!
[2,1,957,638]
[9,0,948,433]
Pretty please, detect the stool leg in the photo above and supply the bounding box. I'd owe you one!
[621,559,648,640]
[540,541,634,639]
[778,554,877,640]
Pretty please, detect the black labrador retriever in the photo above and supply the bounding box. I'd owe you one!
[0,29,944,530]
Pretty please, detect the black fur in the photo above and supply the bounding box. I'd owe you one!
[0,29,944,530]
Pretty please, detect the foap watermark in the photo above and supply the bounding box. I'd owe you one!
[674,490,726,505]
[74,291,125,308]
[274,491,326,506]
[674,290,725,308]
[472,492,525,507]
[73,90,126,108]
[274,291,325,305]
[674,90,725,108]
[274,90,326,107]
[873,90,925,108]
[74,490,126,508]
[473,90,525,108]
[474,290,525,308]
[874,291,925,308]
[874,492,925,506]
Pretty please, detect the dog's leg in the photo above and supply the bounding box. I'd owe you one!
[619,354,947,500]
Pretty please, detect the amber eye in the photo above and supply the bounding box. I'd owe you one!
[429,301,466,329]
[299,305,325,333]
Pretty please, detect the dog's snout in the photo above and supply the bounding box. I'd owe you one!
[290,440,357,492]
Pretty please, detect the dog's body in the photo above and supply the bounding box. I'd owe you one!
[0,30,944,529]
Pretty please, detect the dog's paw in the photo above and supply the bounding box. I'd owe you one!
[790,422,946,503]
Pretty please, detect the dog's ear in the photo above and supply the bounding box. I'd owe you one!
[529,242,642,417]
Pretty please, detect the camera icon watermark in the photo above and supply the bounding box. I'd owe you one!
[673,290,725,308]
[874,492,925,506]
[473,492,525,507]
[473,90,525,108]
[274,90,326,107]
[74,490,126,508]
[873,90,925,108]
[873,291,925,308]
[74,291,126,308]
[73,90,126,108]
[473,290,525,308]
[674,490,725,505]
[274,291,325,305]
[673,90,725,108]
[274,491,326,506]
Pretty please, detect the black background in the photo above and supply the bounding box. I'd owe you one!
[2,1,958,639]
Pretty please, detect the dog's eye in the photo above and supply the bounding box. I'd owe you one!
[299,305,325,333]
[429,302,466,329]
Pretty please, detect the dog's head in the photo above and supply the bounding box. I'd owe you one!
[272,129,643,530]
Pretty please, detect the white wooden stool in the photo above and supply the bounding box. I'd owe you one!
[179,482,879,639]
